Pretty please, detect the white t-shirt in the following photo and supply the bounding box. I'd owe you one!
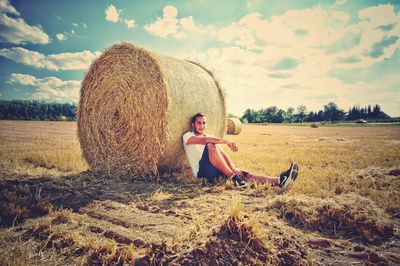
[182,131,206,177]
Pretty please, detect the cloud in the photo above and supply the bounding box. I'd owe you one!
[246,0,265,11]
[0,0,19,15]
[8,73,81,102]
[326,32,362,54]
[61,28,84,39]
[124,19,135,29]
[336,56,361,64]
[335,0,348,5]
[0,47,101,71]
[144,5,179,38]
[105,4,136,30]
[183,3,400,116]
[0,0,50,44]
[144,5,212,39]
[216,8,350,49]
[359,4,398,28]
[214,3,399,72]
[331,4,400,69]
[105,4,119,23]
[56,33,66,41]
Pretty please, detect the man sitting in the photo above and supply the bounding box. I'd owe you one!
[182,113,298,188]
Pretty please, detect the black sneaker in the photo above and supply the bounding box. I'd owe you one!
[279,163,299,189]
[231,174,247,188]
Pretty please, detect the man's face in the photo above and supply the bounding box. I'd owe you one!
[192,116,207,135]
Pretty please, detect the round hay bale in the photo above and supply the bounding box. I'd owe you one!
[57,115,68,122]
[78,42,226,176]
[226,118,242,135]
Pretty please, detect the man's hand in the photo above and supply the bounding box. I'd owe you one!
[234,168,244,178]
[226,141,238,152]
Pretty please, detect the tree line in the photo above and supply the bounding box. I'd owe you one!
[241,102,390,123]
[0,100,391,123]
[0,100,77,121]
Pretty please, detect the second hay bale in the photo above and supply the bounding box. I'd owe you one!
[78,42,226,176]
[226,118,242,135]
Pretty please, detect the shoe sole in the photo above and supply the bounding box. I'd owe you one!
[282,163,299,189]
[292,163,299,181]
[234,181,247,188]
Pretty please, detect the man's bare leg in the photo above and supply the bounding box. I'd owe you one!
[244,174,279,186]
[218,145,280,186]
[218,146,237,172]
[207,143,234,177]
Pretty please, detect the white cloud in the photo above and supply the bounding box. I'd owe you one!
[164,5,177,18]
[0,0,50,44]
[359,4,398,27]
[0,0,19,15]
[47,50,101,71]
[216,7,351,50]
[0,47,101,71]
[246,0,266,11]
[105,4,136,30]
[144,5,178,38]
[336,0,348,5]
[8,73,81,102]
[0,47,47,67]
[56,33,66,41]
[125,19,135,29]
[105,4,119,23]
[183,3,400,116]
[144,5,213,39]
[332,4,400,69]
[214,4,399,72]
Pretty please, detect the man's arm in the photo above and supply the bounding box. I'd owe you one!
[186,135,238,152]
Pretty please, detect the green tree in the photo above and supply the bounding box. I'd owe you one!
[284,107,295,123]
[323,102,346,122]
[242,109,256,123]
[296,105,307,123]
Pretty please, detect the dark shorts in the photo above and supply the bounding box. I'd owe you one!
[197,145,249,181]
[197,145,222,180]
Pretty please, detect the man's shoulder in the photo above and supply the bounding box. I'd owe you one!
[183,131,194,137]
[182,131,195,143]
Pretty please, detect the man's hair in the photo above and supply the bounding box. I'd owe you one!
[191,113,206,124]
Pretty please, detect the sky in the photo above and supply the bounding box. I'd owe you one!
[0,0,399,117]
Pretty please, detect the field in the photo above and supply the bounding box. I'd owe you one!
[0,120,399,265]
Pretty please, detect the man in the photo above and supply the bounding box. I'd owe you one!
[182,113,299,188]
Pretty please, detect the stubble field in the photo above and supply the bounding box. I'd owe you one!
[0,120,399,265]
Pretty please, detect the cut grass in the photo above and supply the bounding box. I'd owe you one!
[269,193,394,243]
[0,121,399,265]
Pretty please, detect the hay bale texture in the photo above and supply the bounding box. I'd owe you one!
[226,118,242,135]
[78,43,226,176]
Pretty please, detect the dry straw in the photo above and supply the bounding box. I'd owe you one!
[226,117,242,135]
[78,42,226,176]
